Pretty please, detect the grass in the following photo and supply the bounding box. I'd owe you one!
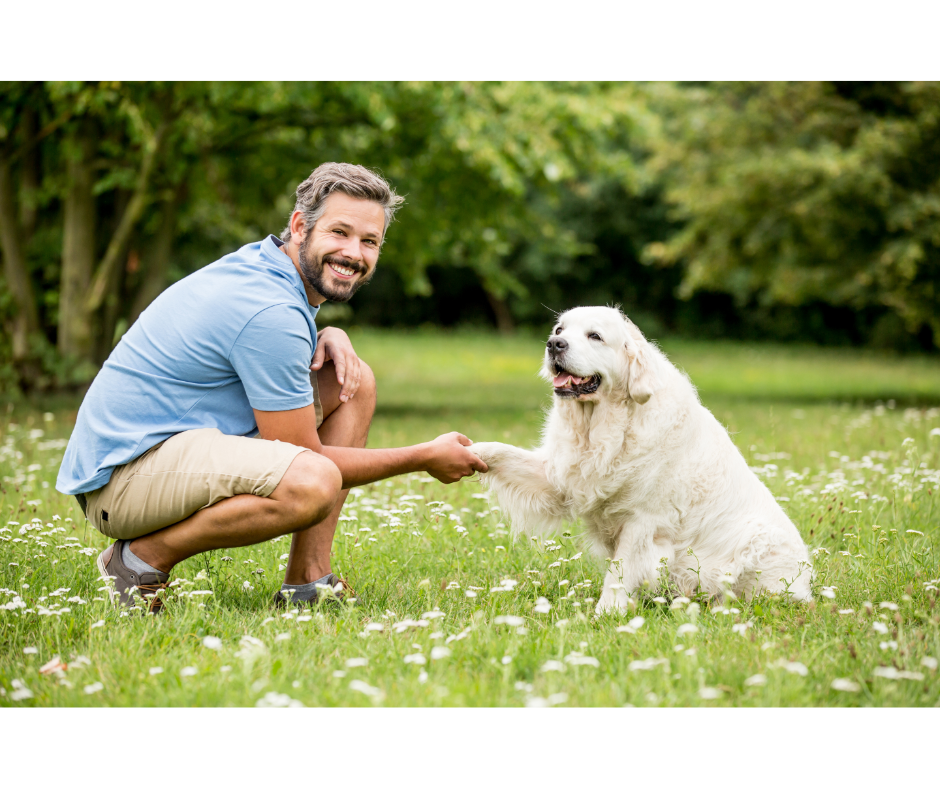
[1,329,939,707]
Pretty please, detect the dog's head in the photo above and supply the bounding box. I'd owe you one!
[541,306,659,404]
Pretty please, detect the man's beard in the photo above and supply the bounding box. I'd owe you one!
[297,234,374,303]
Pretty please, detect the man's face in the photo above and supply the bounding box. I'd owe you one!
[297,192,385,303]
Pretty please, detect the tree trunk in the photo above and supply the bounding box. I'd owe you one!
[484,288,516,334]
[19,105,39,241]
[0,156,40,363]
[59,125,96,360]
[129,184,181,325]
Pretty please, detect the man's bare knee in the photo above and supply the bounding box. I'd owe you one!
[273,451,342,526]
[358,361,377,414]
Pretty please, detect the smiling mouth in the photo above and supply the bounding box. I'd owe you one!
[328,262,359,280]
[552,364,601,397]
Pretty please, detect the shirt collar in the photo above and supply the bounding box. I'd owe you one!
[261,234,320,319]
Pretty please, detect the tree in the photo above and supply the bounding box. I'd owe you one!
[644,81,940,348]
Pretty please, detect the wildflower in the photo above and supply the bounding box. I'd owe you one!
[494,615,526,627]
[670,596,691,609]
[699,687,722,699]
[256,691,304,708]
[541,660,565,672]
[879,641,898,651]
[677,623,699,636]
[149,667,163,676]
[879,601,898,611]
[732,622,753,636]
[345,657,368,668]
[920,657,937,670]
[349,680,384,700]
[332,670,346,678]
[23,646,38,655]
[820,586,836,599]
[554,619,570,628]
[234,635,267,660]
[421,610,446,620]
[465,590,477,598]
[831,678,860,692]
[744,674,767,687]
[90,620,105,629]
[403,654,426,665]
[628,658,668,671]
[202,636,223,651]
[274,633,291,643]
[533,597,552,614]
[838,609,855,615]
[364,622,385,632]
[10,680,33,701]
[781,661,809,676]
[180,667,198,677]
[242,581,254,591]
[564,652,600,668]
[430,647,451,660]
[616,616,645,634]
[501,656,513,665]
[872,622,889,635]
[651,596,667,604]
[84,682,104,694]
[872,666,924,681]
[417,671,428,683]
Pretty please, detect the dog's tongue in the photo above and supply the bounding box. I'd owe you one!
[553,373,584,388]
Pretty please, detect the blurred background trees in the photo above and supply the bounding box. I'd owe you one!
[1,81,938,393]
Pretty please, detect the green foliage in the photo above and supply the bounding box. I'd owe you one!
[645,81,940,346]
[2,81,940,397]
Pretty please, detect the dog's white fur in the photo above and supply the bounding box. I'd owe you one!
[470,306,812,614]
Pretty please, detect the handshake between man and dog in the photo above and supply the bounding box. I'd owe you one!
[470,307,813,615]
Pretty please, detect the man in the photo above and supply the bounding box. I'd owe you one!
[56,162,488,612]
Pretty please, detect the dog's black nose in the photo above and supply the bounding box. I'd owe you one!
[547,336,568,354]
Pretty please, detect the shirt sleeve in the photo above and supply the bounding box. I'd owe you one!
[229,304,316,411]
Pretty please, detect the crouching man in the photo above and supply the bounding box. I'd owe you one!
[56,162,487,612]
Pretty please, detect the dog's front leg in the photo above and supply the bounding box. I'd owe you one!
[596,518,672,615]
[469,442,567,535]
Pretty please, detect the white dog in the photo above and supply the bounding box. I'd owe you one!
[470,306,812,614]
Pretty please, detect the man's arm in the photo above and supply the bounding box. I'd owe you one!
[254,404,488,487]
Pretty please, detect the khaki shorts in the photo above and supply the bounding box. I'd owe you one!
[84,376,324,540]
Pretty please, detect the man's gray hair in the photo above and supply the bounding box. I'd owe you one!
[280,162,404,243]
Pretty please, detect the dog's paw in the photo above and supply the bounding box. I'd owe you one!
[468,441,506,466]
[595,586,634,616]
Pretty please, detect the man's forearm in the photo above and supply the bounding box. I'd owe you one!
[319,444,431,489]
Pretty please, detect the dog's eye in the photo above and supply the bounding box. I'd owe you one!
[555,326,563,335]
[588,332,603,341]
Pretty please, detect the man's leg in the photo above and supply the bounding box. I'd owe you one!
[282,359,376,585]
[128,450,342,574]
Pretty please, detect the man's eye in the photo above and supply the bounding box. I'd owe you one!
[588,332,602,341]
[333,229,346,236]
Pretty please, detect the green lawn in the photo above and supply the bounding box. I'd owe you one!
[1,330,939,707]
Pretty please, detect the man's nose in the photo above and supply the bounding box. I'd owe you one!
[337,236,362,261]
[547,336,568,354]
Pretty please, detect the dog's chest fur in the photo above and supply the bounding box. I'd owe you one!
[543,397,664,550]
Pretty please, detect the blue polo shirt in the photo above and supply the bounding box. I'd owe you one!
[56,235,320,495]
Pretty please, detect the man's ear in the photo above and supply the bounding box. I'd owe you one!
[623,330,657,405]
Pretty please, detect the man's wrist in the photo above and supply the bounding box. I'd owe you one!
[410,442,433,474]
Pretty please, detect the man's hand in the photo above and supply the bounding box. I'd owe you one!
[312,327,360,403]
[423,432,489,483]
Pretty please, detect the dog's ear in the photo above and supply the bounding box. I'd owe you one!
[623,326,657,405]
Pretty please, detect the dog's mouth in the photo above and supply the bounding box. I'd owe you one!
[552,365,601,398]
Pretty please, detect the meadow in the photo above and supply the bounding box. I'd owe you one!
[1,329,939,707]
